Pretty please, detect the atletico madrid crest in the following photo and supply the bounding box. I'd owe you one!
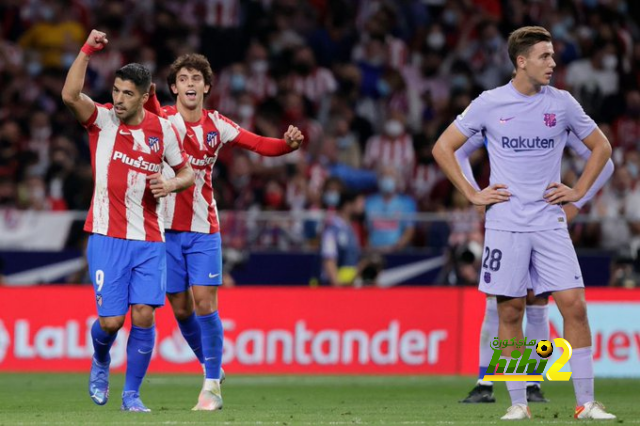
[206,131,219,148]
[543,113,556,127]
[148,136,160,152]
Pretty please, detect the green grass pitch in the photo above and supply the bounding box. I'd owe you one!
[0,373,636,425]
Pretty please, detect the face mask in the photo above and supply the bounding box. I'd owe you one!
[40,6,54,21]
[230,74,246,93]
[251,60,268,74]
[379,176,396,194]
[384,120,403,138]
[628,163,639,179]
[427,32,445,50]
[451,74,469,90]
[484,36,501,51]
[552,23,568,41]
[603,54,617,70]
[323,190,340,207]
[336,136,353,149]
[62,53,76,69]
[238,104,254,118]
[27,61,42,76]
[377,79,391,97]
[443,10,457,26]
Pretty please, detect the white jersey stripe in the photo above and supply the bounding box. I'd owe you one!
[92,126,118,235]
[125,170,147,240]
[163,192,177,230]
[191,168,210,233]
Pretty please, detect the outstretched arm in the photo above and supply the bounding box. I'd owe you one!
[234,125,303,156]
[61,29,108,124]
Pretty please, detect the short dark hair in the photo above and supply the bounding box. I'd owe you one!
[507,26,552,68]
[167,53,214,98]
[114,63,151,93]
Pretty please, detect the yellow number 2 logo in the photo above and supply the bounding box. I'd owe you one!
[546,338,573,381]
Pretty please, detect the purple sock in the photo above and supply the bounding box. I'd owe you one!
[569,347,594,406]
[525,305,549,386]
[506,380,527,406]
[478,297,498,383]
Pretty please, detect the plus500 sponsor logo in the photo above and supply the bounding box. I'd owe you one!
[112,151,161,172]
[502,136,555,152]
[188,154,216,167]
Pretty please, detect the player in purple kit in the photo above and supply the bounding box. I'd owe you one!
[456,132,614,404]
[433,26,616,420]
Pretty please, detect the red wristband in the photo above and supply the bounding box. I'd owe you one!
[81,43,102,56]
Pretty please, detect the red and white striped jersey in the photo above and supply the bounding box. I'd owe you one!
[83,104,188,242]
[160,106,239,234]
[158,105,293,234]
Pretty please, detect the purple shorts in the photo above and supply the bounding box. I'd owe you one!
[479,228,584,297]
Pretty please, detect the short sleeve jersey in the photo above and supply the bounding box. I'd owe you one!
[83,104,187,241]
[454,82,596,231]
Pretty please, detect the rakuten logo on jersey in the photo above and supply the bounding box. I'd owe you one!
[159,319,448,366]
[112,151,161,172]
[188,154,216,167]
[502,136,555,152]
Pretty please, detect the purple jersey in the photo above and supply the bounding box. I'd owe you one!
[455,132,614,209]
[455,82,597,232]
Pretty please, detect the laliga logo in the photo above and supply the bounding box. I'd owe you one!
[483,337,572,382]
[0,320,10,363]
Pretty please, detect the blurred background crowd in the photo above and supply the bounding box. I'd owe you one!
[0,0,639,286]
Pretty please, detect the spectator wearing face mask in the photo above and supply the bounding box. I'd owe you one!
[362,112,415,184]
[320,191,362,286]
[364,166,416,252]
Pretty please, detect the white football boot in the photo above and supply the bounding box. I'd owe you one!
[501,404,532,420]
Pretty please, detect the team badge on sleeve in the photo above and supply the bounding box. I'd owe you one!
[148,136,160,152]
[543,113,557,127]
[206,131,219,148]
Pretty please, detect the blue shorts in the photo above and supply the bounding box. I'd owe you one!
[479,228,584,298]
[165,231,222,294]
[87,234,166,317]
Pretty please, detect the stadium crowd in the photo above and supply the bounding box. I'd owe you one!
[0,0,639,264]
